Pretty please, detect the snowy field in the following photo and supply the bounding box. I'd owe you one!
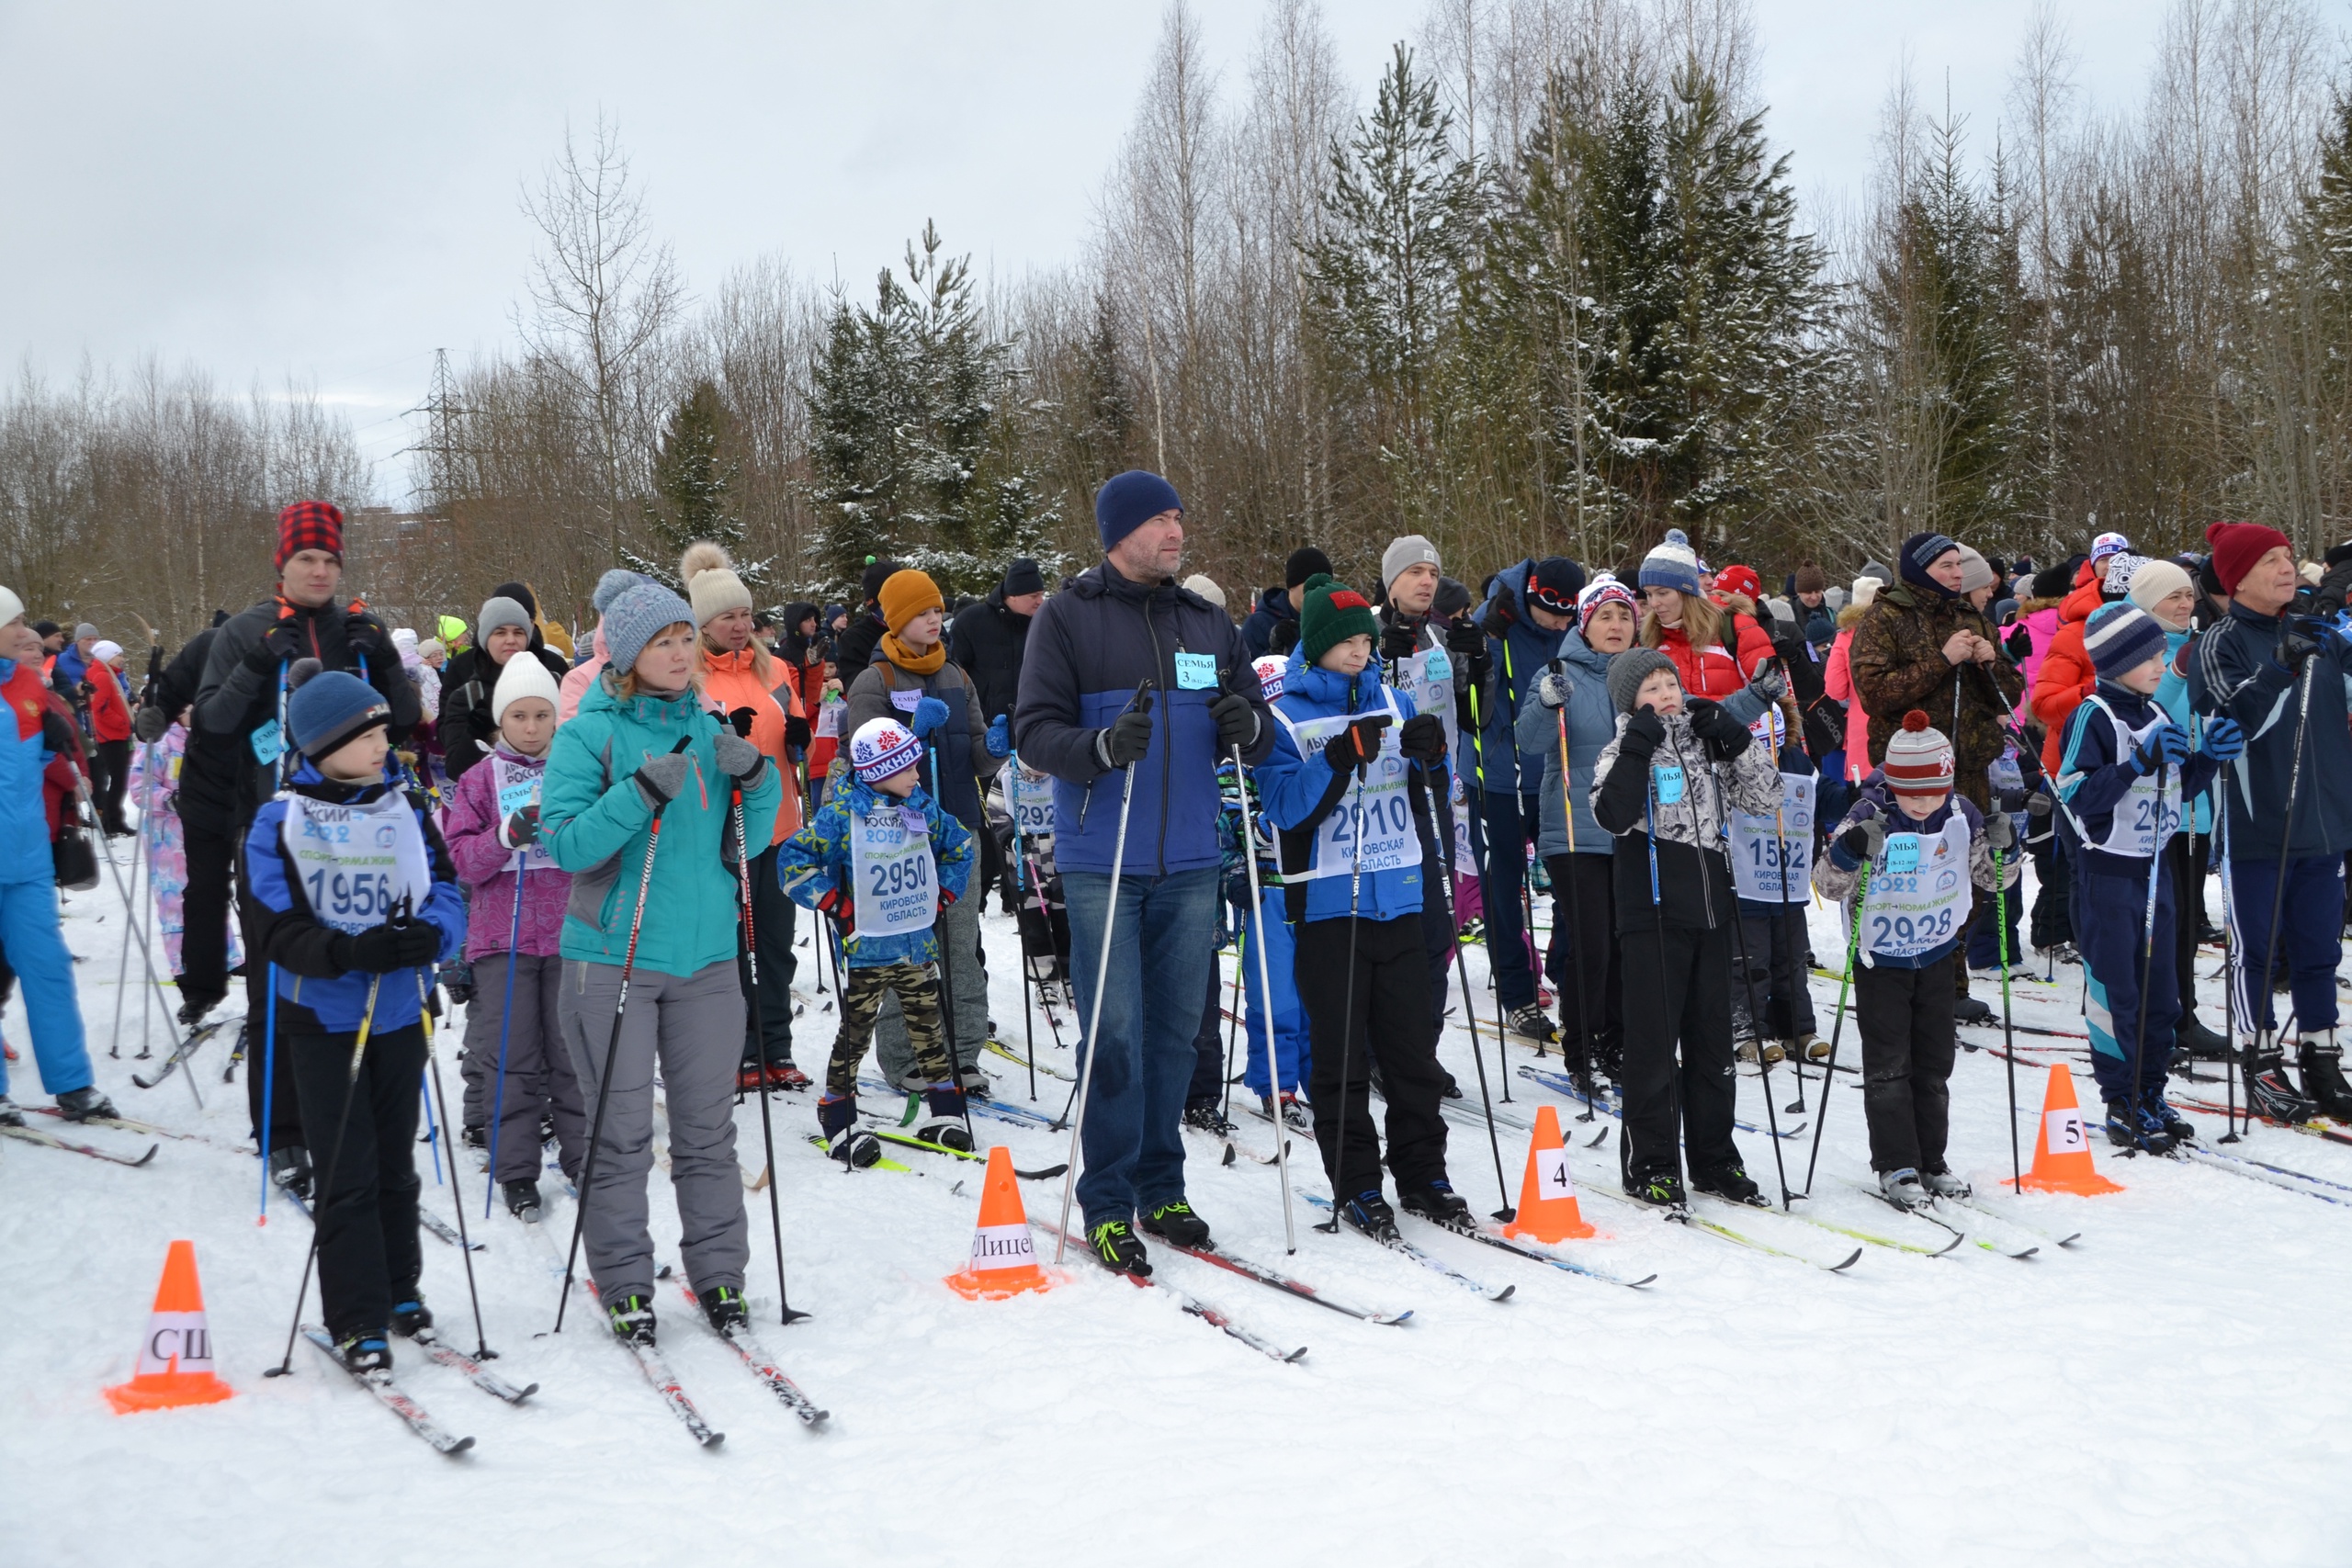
[6,843,2351,1568]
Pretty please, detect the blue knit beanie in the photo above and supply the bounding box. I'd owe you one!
[1899,532,1962,599]
[602,581,696,677]
[593,568,650,616]
[1637,529,1702,598]
[2085,602,2166,681]
[1093,470,1183,552]
[286,665,390,761]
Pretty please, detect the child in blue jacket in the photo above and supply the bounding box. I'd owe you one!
[1258,576,1460,1240]
[780,717,973,1164]
[244,662,466,1373]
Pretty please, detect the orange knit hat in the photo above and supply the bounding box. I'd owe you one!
[878,570,944,635]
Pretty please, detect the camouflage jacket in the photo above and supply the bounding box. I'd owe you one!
[1847,582,2024,806]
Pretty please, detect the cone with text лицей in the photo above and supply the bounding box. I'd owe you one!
[104,1240,235,1413]
[2009,1062,2124,1196]
[1502,1104,1598,1242]
[944,1145,1068,1300]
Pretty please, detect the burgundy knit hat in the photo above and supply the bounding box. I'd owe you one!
[276,501,345,571]
[2203,520,2290,595]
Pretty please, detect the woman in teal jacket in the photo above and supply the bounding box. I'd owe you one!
[540,581,782,1350]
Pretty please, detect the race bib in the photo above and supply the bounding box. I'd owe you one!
[1391,649,1460,762]
[1010,769,1055,838]
[888,688,922,715]
[250,720,285,766]
[1274,695,1415,881]
[1728,772,1815,903]
[1653,761,1684,807]
[1174,651,1218,691]
[279,791,433,937]
[815,698,842,739]
[850,799,938,938]
[1860,818,1972,962]
[492,755,553,872]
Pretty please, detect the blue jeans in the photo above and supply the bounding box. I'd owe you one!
[1065,864,1218,1228]
[0,878,93,1100]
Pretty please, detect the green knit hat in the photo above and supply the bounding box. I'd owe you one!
[1298,572,1379,664]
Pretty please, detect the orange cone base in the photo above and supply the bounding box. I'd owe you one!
[1503,1212,1597,1243]
[2009,1170,2124,1197]
[104,1368,235,1414]
[944,1266,1069,1301]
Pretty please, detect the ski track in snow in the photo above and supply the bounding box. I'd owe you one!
[6,847,2350,1566]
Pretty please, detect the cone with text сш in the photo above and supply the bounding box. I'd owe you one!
[105,1240,235,1413]
[944,1145,1067,1300]
[2009,1063,2124,1196]
[1502,1104,1599,1242]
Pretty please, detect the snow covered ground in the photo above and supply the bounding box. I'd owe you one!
[6,846,2350,1568]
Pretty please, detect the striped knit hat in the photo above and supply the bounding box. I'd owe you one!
[2084,601,2167,680]
[1882,710,1955,798]
[850,716,923,784]
[1577,572,1638,629]
[1638,529,1702,597]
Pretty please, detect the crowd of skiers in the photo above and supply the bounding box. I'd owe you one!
[8,482,2352,1376]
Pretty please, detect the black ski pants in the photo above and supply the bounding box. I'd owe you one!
[286,1021,426,1340]
[1855,954,1958,1174]
[1542,852,1622,1072]
[1294,913,1449,1198]
[1617,919,1740,1183]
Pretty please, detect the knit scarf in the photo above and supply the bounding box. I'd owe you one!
[882,631,945,677]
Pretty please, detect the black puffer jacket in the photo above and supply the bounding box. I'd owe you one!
[437,639,571,781]
[195,594,420,815]
[948,586,1035,724]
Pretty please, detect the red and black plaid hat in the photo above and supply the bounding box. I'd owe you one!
[275,501,344,571]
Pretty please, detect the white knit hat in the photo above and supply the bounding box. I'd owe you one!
[492,649,561,723]
[1250,655,1287,701]
[92,639,122,663]
[850,716,922,784]
[682,541,752,626]
[0,586,22,627]
[1851,577,1881,610]
[1181,573,1227,609]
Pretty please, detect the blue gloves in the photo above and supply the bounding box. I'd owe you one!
[985,713,1012,759]
[909,696,950,738]
[2131,720,2191,773]
[2199,716,2245,762]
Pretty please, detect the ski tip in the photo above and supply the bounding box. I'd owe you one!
[2010,1247,2040,1261]
[1626,1273,1659,1288]
[130,1143,159,1167]
[1929,1233,1964,1257]
[1282,1345,1309,1363]
[445,1435,477,1457]
[1373,1311,1414,1326]
[699,1430,727,1449]
[1830,1247,1864,1271]
[2055,1234,2083,1247]
[1221,1145,1236,1168]
[1488,1284,1516,1303]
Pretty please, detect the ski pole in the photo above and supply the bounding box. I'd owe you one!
[266,970,383,1377]
[1052,682,1152,1264]
[418,956,493,1359]
[1006,751,1039,1102]
[1552,674,1597,1111]
[2121,760,2170,1154]
[1461,680,1514,1100]
[1314,770,1370,1233]
[732,775,804,1327]
[82,773,183,1065]
[553,739,684,1334]
[926,741,979,1152]
[481,859,527,1220]
[1229,742,1297,1252]
[1994,840,2022,1190]
[2217,801,2243,1143]
[258,659,288,1224]
[1804,853,1873,1198]
[2253,657,2314,1087]
[1422,759,1513,1221]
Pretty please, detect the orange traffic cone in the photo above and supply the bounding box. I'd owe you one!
[105,1240,235,1414]
[944,1145,1067,1300]
[1502,1104,1598,1242]
[2009,1063,2124,1196]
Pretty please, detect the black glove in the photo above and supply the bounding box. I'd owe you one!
[1837,817,1885,863]
[39,707,76,757]
[1620,707,1666,759]
[1380,618,1419,663]
[1399,712,1447,762]
[132,704,170,743]
[1444,617,1486,657]
[2280,615,2332,671]
[1331,713,1393,774]
[1686,698,1750,760]
[2005,624,2035,662]
[1095,706,1154,769]
[345,919,440,973]
[1268,621,1299,656]
[502,804,540,848]
[1209,690,1258,750]
[246,616,306,673]
[633,750,690,810]
[344,610,387,661]
[786,714,811,750]
[437,960,475,1007]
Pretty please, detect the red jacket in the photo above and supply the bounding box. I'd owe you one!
[2030,575,2109,774]
[1653,613,1774,703]
[87,661,131,744]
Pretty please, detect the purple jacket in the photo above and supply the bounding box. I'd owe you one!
[442,741,570,961]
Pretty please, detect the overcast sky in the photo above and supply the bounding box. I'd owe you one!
[1,1,2172,499]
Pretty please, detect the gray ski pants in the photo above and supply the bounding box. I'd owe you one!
[464,951,585,1185]
[560,957,748,1303]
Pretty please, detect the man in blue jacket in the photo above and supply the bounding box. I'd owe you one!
[1467,557,1580,1046]
[1014,470,1275,1276]
[2188,520,2352,1122]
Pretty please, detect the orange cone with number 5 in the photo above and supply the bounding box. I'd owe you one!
[105,1240,235,1414]
[2010,1063,2124,1195]
[944,1145,1068,1299]
[1502,1104,1597,1242]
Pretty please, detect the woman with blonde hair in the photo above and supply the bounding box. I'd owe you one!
[1635,530,1781,721]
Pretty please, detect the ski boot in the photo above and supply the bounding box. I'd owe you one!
[1338,1190,1401,1243]
[1262,1092,1311,1131]
[2103,1099,2175,1156]
[54,1086,117,1122]
[1139,1199,1212,1248]
[697,1285,750,1336]
[2245,1045,2321,1124]
[1692,1163,1762,1205]
[389,1295,433,1338]
[175,993,220,1028]
[1919,1167,1971,1199]
[959,1067,992,1100]
[1623,1168,1686,1209]
[1181,1101,1237,1137]
[605,1292,658,1347]
[333,1331,393,1375]
[503,1179,543,1220]
[2295,1037,2352,1122]
[1877,1168,1931,1210]
[0,1095,20,1127]
[817,1095,881,1168]
[2174,1015,2232,1062]
[269,1145,313,1201]
[918,1083,975,1151]
[2141,1089,2196,1145]
[1399,1179,1473,1226]
[1508,1004,1558,1049]
[1951,993,1995,1026]
[1790,1033,1832,1064]
[1088,1218,1151,1277]
[1734,1036,1784,1066]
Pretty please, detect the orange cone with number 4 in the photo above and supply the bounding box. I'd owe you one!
[1502,1105,1597,1242]
[2009,1063,2124,1196]
[105,1240,235,1414]
[944,1145,1069,1300]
